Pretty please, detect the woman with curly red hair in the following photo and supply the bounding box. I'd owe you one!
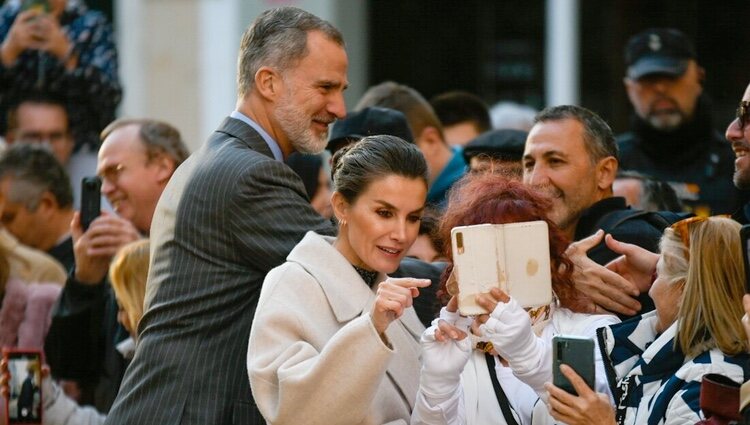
[412,173,620,425]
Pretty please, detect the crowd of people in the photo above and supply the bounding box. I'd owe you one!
[1,2,750,425]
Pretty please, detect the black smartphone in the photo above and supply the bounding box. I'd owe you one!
[740,225,750,294]
[3,349,42,424]
[552,335,595,396]
[80,176,101,231]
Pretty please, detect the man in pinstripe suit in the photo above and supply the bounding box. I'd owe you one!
[104,7,346,425]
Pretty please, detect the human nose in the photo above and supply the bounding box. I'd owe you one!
[651,80,668,93]
[726,117,745,143]
[523,164,549,187]
[391,219,408,243]
[327,91,346,119]
[100,176,115,195]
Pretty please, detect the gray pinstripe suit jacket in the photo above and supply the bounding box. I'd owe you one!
[103,117,336,425]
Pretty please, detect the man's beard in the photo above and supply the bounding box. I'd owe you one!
[534,184,588,235]
[647,111,683,131]
[734,168,750,190]
[646,98,684,131]
[275,94,330,155]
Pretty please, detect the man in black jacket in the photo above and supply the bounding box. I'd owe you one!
[617,28,738,215]
[522,105,668,318]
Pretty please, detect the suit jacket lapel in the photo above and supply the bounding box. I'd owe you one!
[216,117,275,160]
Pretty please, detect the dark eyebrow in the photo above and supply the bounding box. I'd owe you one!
[524,149,567,161]
[318,80,347,90]
[374,200,425,215]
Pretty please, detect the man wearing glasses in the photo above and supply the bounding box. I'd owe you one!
[4,95,98,208]
[617,28,738,216]
[727,85,750,224]
[44,118,190,413]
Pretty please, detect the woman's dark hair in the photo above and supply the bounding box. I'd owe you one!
[331,134,428,203]
[439,173,589,311]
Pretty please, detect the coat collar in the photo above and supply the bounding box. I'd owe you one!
[215,117,275,160]
[286,231,424,338]
[287,231,424,407]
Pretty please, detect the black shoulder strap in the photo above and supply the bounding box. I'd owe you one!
[485,353,519,425]
[593,209,651,233]
[594,209,690,234]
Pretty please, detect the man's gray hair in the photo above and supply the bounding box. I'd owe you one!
[100,118,190,167]
[236,7,344,97]
[534,105,618,163]
[0,144,73,210]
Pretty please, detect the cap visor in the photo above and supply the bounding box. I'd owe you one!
[627,57,688,80]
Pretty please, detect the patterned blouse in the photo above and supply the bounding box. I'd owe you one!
[0,0,122,151]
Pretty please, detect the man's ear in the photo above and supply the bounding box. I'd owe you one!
[696,66,706,86]
[153,154,177,184]
[331,191,348,223]
[416,126,443,154]
[596,156,618,191]
[36,192,58,215]
[254,66,282,101]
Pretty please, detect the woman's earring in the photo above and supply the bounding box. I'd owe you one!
[340,219,347,227]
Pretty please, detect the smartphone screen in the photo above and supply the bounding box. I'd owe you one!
[21,0,49,13]
[80,176,101,231]
[5,350,42,424]
[552,335,595,396]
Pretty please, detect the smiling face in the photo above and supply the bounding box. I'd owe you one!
[624,61,704,131]
[725,83,750,190]
[333,174,427,274]
[97,125,172,233]
[522,119,610,237]
[273,31,348,155]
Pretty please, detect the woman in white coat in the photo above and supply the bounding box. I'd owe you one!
[248,135,431,425]
[411,174,619,425]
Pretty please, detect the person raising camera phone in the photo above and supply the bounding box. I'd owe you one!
[546,217,750,425]
[44,119,188,413]
[411,174,619,425]
[0,0,122,154]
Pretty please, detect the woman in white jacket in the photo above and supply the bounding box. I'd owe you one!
[248,135,432,425]
[412,174,619,425]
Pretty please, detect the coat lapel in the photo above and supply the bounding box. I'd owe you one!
[215,117,275,160]
[288,232,424,408]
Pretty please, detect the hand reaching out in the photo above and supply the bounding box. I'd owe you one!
[567,230,643,316]
[370,277,431,336]
[604,234,659,294]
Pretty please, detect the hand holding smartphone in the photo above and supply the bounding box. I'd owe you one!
[21,0,49,13]
[552,335,595,396]
[3,349,42,424]
[80,176,101,231]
